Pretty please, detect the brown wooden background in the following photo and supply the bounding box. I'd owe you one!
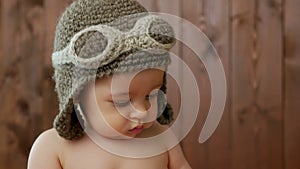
[0,0,299,169]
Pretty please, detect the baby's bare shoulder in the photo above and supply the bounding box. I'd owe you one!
[27,128,64,169]
[34,128,65,149]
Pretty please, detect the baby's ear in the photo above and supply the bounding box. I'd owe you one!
[74,31,108,59]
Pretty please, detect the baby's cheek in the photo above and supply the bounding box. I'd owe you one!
[88,111,128,137]
[102,106,130,125]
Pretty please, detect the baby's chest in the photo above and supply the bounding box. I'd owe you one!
[62,145,169,169]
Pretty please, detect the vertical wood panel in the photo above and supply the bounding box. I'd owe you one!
[202,0,231,168]
[0,0,2,164]
[180,0,231,168]
[1,0,48,168]
[1,1,26,168]
[0,1,43,169]
[231,0,283,169]
[180,1,209,168]
[284,0,300,168]
[255,1,283,168]
[181,0,205,168]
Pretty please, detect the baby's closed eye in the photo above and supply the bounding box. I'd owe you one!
[111,89,160,108]
[113,99,131,107]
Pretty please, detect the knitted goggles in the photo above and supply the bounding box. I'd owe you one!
[52,14,175,69]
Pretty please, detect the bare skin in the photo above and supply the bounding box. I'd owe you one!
[28,69,192,169]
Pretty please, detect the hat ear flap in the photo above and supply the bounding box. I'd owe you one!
[156,73,174,125]
[53,100,84,140]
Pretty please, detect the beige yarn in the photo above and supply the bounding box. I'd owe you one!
[52,0,175,140]
[52,15,174,69]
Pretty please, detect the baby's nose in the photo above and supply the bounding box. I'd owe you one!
[129,100,154,121]
[129,110,148,120]
[132,99,151,112]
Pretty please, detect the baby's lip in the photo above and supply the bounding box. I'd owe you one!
[129,125,144,130]
[128,125,144,134]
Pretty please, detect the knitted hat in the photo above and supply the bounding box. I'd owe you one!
[52,0,175,140]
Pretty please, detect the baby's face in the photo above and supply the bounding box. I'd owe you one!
[80,68,164,139]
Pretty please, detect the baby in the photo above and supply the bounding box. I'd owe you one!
[28,0,191,168]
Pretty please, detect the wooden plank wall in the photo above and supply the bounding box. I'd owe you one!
[231,0,283,169]
[0,0,299,169]
[0,1,55,169]
[284,0,300,168]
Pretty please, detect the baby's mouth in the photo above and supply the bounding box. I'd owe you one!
[128,125,144,135]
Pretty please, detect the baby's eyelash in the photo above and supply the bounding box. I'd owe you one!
[113,100,131,107]
[113,91,160,106]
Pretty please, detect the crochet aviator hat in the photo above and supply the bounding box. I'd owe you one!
[52,0,176,140]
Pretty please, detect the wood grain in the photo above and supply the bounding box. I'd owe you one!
[202,0,231,168]
[284,0,300,168]
[231,0,283,168]
[180,0,215,168]
[0,0,57,168]
[179,0,232,168]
